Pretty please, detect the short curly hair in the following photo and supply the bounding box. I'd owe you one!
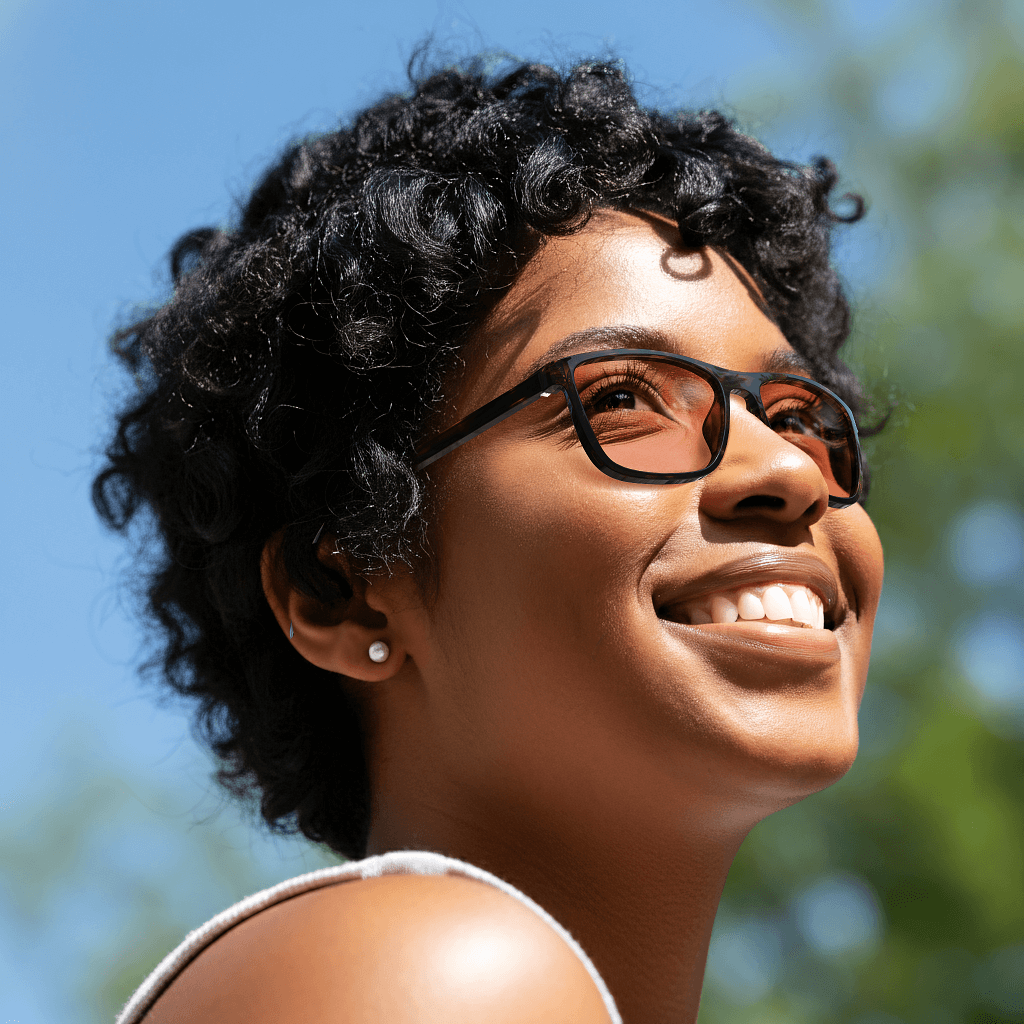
[94,56,867,859]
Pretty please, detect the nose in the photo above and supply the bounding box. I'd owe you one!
[699,394,830,527]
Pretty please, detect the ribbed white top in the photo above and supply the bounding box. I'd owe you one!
[116,849,621,1024]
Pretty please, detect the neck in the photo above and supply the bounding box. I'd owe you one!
[367,781,755,1024]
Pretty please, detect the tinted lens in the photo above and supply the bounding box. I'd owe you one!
[758,380,858,499]
[572,356,722,474]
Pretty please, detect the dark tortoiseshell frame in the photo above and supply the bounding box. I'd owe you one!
[413,349,862,508]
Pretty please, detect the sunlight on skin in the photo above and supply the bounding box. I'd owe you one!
[269,211,884,1024]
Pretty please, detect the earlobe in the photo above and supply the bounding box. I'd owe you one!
[259,533,405,682]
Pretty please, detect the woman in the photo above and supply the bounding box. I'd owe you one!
[97,56,884,1024]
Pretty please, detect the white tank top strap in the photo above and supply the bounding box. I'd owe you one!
[115,849,622,1024]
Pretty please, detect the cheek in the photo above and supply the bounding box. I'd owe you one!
[818,503,884,724]
[420,445,713,809]
[425,443,676,688]
[831,504,885,630]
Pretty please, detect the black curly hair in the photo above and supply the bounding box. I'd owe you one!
[94,55,867,860]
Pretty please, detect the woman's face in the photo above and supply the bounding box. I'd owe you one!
[395,210,884,833]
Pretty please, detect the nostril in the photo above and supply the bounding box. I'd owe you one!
[735,495,786,511]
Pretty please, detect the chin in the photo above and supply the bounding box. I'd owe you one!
[668,680,861,814]
[736,715,861,811]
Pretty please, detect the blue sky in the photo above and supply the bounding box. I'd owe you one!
[0,0,942,1020]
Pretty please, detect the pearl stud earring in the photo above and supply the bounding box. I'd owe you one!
[368,640,390,664]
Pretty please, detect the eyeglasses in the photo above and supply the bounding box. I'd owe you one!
[414,348,863,508]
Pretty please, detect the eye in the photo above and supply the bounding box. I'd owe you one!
[764,392,825,436]
[765,397,848,453]
[591,387,655,413]
[577,361,669,420]
[770,408,816,434]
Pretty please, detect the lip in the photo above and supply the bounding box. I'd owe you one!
[653,550,845,630]
[658,617,842,687]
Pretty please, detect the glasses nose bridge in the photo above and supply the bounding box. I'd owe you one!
[721,370,770,426]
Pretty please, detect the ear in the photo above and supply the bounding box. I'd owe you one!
[260,531,407,682]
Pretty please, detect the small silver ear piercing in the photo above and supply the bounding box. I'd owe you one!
[289,621,294,640]
[368,640,390,663]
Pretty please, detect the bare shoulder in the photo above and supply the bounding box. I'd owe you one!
[143,872,612,1023]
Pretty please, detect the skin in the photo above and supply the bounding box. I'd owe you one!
[145,874,609,1022]
[152,210,883,1024]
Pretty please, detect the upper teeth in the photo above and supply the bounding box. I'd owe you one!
[683,584,826,629]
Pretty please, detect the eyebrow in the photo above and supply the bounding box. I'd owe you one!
[760,347,816,377]
[521,325,817,379]
[521,325,676,378]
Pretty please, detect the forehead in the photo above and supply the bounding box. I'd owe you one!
[455,209,800,413]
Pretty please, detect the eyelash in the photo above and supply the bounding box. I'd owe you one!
[766,401,821,431]
[537,366,666,452]
[577,363,666,411]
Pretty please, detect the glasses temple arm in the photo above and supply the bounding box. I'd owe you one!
[413,369,563,472]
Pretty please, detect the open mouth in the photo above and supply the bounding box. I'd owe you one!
[658,582,831,630]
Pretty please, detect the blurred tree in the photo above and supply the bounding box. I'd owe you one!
[700,1,1024,1022]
